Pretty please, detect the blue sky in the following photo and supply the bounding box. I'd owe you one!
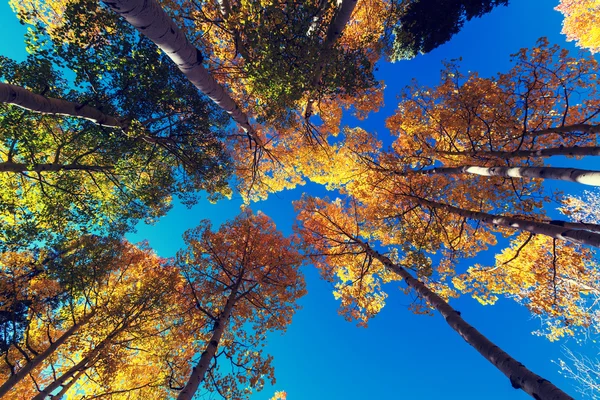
[1,0,598,399]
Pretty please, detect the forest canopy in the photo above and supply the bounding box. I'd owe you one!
[1,0,599,399]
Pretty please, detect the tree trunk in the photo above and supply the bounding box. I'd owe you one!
[0,312,94,397]
[360,243,573,400]
[413,165,600,186]
[0,162,114,173]
[412,197,600,248]
[49,367,86,399]
[0,82,126,129]
[215,0,231,19]
[437,145,600,159]
[546,219,600,234]
[525,123,600,139]
[31,350,99,400]
[177,277,243,400]
[31,323,126,400]
[102,0,262,147]
[304,0,358,118]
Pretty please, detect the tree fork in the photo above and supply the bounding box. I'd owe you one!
[360,243,573,400]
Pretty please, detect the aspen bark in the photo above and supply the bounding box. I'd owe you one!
[304,0,358,118]
[437,145,600,159]
[0,82,125,129]
[0,313,94,397]
[413,197,600,248]
[414,165,600,186]
[360,243,574,400]
[102,0,262,146]
[525,123,600,139]
[177,277,242,400]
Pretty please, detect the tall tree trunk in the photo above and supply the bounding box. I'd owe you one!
[0,162,114,173]
[31,323,127,400]
[411,197,600,248]
[437,145,600,159]
[359,242,573,400]
[411,165,600,186]
[177,277,243,400]
[102,0,263,147]
[49,367,86,399]
[215,0,231,19]
[0,312,94,397]
[31,350,99,400]
[304,0,358,118]
[214,0,249,59]
[546,219,600,234]
[0,82,126,129]
[525,123,600,139]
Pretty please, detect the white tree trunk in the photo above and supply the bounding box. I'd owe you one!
[418,165,600,186]
[0,82,125,129]
[360,243,574,400]
[437,145,600,159]
[102,0,262,146]
[415,198,600,248]
[304,0,358,118]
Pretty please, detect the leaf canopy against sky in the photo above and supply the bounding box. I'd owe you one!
[1,0,600,399]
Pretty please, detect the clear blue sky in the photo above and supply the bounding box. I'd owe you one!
[1,1,597,399]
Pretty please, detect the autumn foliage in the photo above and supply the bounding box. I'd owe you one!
[1,0,599,398]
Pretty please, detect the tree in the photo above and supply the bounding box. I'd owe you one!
[556,0,600,54]
[454,232,600,341]
[386,39,600,165]
[175,210,306,399]
[390,0,509,60]
[0,236,188,399]
[295,195,574,399]
[0,12,231,248]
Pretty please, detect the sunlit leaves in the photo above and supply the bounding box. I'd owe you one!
[556,0,600,54]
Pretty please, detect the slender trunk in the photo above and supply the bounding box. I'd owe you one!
[412,165,600,186]
[214,0,249,59]
[525,123,600,139]
[437,145,600,159]
[31,350,98,400]
[360,243,573,400]
[304,0,358,118]
[102,0,262,147]
[215,0,231,19]
[0,82,126,130]
[412,197,600,248]
[49,367,86,399]
[306,0,329,37]
[0,313,94,397]
[177,277,243,400]
[31,323,125,400]
[0,162,114,173]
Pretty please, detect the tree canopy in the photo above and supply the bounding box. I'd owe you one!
[1,0,599,399]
